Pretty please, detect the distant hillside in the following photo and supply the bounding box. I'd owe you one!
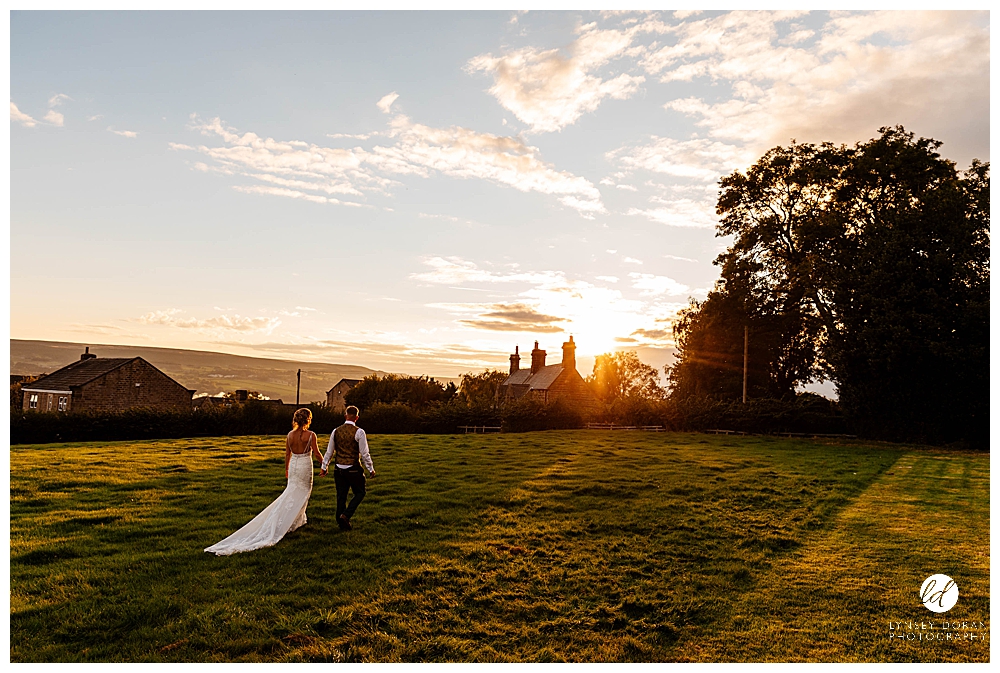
[10,339,397,404]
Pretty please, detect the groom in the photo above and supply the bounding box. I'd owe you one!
[320,405,376,531]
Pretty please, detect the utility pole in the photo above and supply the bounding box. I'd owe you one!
[742,326,749,404]
[296,369,302,406]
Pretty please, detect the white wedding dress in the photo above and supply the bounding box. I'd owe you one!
[205,448,315,556]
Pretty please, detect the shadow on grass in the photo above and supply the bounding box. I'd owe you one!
[11,432,929,662]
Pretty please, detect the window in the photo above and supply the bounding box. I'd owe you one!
[47,395,53,411]
[28,393,38,409]
[58,396,68,412]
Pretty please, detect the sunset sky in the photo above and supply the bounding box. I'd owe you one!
[10,10,990,383]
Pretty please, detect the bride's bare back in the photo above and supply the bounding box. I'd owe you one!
[287,428,320,455]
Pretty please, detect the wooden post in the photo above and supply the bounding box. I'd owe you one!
[742,326,748,404]
[296,369,301,406]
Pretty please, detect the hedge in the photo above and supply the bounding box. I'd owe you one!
[10,393,848,445]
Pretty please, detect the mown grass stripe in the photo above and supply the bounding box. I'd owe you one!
[10,432,987,662]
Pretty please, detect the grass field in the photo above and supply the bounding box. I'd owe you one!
[9,431,989,662]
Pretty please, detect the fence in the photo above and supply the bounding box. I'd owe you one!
[457,425,502,434]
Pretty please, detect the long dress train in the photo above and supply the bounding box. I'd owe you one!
[205,450,314,555]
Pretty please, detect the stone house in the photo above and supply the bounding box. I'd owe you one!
[21,348,194,413]
[498,336,601,416]
[326,378,361,413]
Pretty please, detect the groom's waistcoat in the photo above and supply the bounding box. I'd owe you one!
[333,423,361,466]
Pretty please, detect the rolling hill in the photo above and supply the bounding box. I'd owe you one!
[9,339,399,404]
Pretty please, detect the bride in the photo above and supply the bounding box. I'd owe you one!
[205,408,323,555]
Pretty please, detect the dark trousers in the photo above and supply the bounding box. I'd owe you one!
[334,466,366,521]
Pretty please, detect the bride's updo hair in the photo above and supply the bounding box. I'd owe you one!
[292,408,312,431]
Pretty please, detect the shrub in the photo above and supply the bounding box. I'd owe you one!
[501,397,584,433]
[345,374,457,409]
[659,394,848,435]
[10,391,847,445]
[10,401,336,445]
[355,402,422,434]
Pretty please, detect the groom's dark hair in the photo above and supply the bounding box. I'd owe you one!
[345,406,360,418]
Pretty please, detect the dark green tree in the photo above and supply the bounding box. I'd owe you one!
[345,374,457,410]
[668,258,821,400]
[820,131,989,444]
[458,369,508,410]
[693,126,989,444]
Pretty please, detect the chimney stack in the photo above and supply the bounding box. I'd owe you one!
[80,347,97,361]
[509,345,521,375]
[235,389,249,402]
[562,335,577,373]
[530,341,546,374]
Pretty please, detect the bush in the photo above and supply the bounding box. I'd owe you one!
[10,391,848,445]
[355,402,422,434]
[418,401,501,434]
[345,374,457,409]
[10,401,337,445]
[501,397,585,433]
[659,393,848,435]
[585,392,848,435]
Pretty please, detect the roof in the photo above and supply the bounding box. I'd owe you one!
[328,378,362,394]
[501,364,564,391]
[22,358,137,391]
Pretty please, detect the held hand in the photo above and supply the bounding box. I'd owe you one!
[369,469,376,479]
[319,468,328,477]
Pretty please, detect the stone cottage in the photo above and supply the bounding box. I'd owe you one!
[21,348,194,413]
[498,336,601,415]
[326,378,362,413]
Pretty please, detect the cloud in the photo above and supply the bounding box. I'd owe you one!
[137,309,280,333]
[327,132,373,140]
[10,102,38,127]
[108,127,138,138]
[418,212,461,223]
[43,110,65,127]
[449,302,569,333]
[629,272,690,296]
[12,94,73,128]
[596,275,619,283]
[411,256,562,285]
[232,184,333,204]
[66,323,152,342]
[664,253,699,263]
[417,255,655,354]
[372,115,606,214]
[631,327,671,341]
[214,337,508,374]
[467,22,645,132]
[87,114,104,121]
[610,136,753,181]
[645,11,989,163]
[376,92,399,114]
[623,257,643,265]
[628,196,718,229]
[175,114,604,216]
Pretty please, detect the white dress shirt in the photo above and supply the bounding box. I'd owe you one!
[322,420,374,473]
